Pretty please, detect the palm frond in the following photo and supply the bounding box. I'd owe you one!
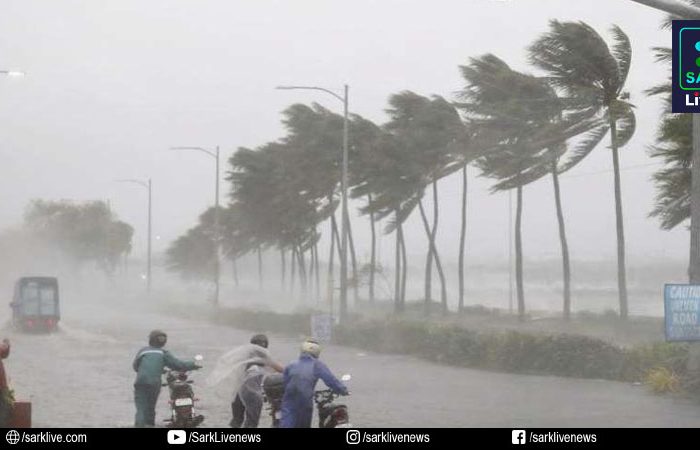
[610,24,632,93]
[558,124,610,172]
[611,101,636,149]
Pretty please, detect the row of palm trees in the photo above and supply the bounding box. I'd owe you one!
[167,20,644,320]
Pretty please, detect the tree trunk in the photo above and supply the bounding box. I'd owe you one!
[432,180,447,314]
[347,214,360,304]
[394,208,402,314]
[291,245,297,297]
[328,215,337,308]
[368,193,376,303]
[257,247,263,291]
[399,220,407,310]
[281,248,286,290]
[313,238,321,301]
[609,115,628,319]
[551,160,572,321]
[419,201,433,315]
[307,243,314,299]
[232,257,239,288]
[298,245,307,298]
[332,213,342,257]
[419,200,448,316]
[515,185,525,321]
[458,165,468,313]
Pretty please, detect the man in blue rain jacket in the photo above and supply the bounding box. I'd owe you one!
[279,338,348,428]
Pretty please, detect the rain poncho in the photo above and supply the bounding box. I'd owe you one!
[207,344,274,395]
[280,353,348,428]
[208,343,277,428]
[231,364,266,428]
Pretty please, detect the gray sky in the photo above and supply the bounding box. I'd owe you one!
[0,0,683,266]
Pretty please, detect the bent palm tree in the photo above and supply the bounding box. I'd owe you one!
[529,21,636,319]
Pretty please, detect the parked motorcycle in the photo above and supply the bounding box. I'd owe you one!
[262,373,284,427]
[163,355,205,428]
[314,374,352,428]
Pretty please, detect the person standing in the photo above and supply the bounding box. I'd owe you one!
[280,338,348,428]
[0,339,11,427]
[229,334,283,428]
[132,330,200,427]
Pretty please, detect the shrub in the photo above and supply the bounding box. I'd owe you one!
[645,367,681,394]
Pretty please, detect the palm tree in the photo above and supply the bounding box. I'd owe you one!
[459,53,605,320]
[383,91,466,314]
[529,21,636,319]
[166,208,218,283]
[353,128,423,313]
[227,142,326,299]
[348,114,387,303]
[279,103,362,304]
[646,38,692,230]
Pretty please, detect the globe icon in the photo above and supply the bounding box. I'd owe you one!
[5,430,19,445]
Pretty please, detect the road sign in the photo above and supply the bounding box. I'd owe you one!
[311,313,333,343]
[664,284,700,341]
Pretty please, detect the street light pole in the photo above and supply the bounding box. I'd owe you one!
[626,0,700,285]
[341,85,349,323]
[214,146,220,307]
[147,178,152,292]
[628,0,700,18]
[115,178,152,293]
[276,84,350,323]
[170,146,221,306]
[626,0,700,372]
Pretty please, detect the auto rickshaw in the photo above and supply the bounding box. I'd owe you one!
[10,277,60,332]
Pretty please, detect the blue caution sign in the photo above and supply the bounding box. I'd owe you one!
[311,313,333,343]
[664,284,700,341]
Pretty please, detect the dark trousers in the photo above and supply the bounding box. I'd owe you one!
[134,384,160,427]
[230,390,263,428]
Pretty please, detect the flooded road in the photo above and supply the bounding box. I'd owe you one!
[3,292,700,428]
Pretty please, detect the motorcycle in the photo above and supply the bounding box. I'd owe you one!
[263,373,352,428]
[314,374,352,428]
[262,372,284,427]
[163,355,205,428]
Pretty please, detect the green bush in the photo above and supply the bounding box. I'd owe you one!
[159,304,694,392]
[337,320,628,380]
[619,343,688,382]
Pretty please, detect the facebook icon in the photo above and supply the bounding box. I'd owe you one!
[512,430,526,445]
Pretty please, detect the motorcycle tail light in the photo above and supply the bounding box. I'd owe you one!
[333,408,348,422]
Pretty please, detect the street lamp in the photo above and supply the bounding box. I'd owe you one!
[628,0,700,17]
[116,178,152,293]
[170,146,221,306]
[276,84,350,323]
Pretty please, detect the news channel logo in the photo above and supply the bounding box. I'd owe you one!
[512,429,526,445]
[672,20,700,112]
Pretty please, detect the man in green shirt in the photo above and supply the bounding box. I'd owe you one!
[132,330,200,427]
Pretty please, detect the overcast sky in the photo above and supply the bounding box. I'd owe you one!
[0,0,684,267]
